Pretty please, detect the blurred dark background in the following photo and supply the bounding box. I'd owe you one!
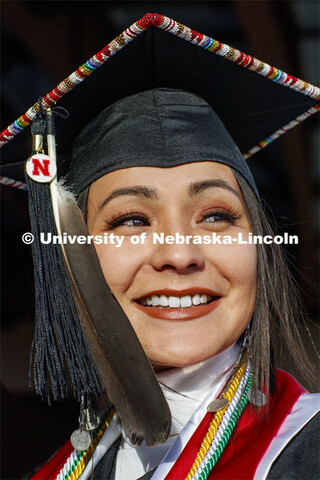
[1,1,319,478]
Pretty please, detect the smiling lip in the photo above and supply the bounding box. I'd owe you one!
[134,288,222,320]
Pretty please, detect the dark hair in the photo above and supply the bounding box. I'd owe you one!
[232,169,317,396]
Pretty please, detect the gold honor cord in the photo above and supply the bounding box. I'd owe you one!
[185,362,247,480]
[63,408,116,480]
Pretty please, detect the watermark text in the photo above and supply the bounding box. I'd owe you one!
[22,231,299,246]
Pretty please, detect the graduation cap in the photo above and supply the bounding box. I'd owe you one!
[1,12,319,448]
[1,12,319,180]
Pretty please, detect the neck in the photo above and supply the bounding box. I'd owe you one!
[156,343,240,436]
[157,343,240,398]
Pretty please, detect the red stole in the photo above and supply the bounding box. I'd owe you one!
[164,369,306,479]
[32,370,306,480]
[31,439,73,480]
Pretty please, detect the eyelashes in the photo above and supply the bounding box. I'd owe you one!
[105,208,241,230]
[200,209,241,225]
[105,212,149,230]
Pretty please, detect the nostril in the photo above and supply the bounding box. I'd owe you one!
[155,262,203,272]
[151,242,206,273]
[189,263,200,269]
[160,264,177,270]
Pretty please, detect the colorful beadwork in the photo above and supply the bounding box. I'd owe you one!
[0,12,319,158]
[244,103,320,158]
[56,408,115,480]
[0,176,27,190]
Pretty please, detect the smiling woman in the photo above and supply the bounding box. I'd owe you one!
[25,88,317,480]
[86,163,257,368]
[1,7,319,478]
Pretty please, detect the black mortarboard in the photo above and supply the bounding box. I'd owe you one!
[1,12,319,447]
[1,13,319,182]
[68,88,258,197]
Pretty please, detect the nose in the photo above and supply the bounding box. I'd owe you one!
[150,233,205,274]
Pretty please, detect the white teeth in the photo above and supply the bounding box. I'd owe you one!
[151,295,160,306]
[169,296,180,308]
[200,294,207,304]
[181,295,192,308]
[140,293,215,308]
[160,295,169,306]
[192,294,201,305]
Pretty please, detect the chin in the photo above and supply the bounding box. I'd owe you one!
[145,342,227,369]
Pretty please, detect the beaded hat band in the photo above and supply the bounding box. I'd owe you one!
[1,12,319,191]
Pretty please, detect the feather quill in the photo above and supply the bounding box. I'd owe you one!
[47,122,171,446]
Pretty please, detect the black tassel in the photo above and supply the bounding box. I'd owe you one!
[25,113,104,403]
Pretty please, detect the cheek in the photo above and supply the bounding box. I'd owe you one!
[225,244,257,285]
[210,242,257,301]
[93,242,148,294]
[228,244,257,319]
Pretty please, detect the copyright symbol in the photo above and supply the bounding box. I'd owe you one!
[22,232,34,244]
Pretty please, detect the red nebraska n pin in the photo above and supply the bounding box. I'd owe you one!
[26,154,57,183]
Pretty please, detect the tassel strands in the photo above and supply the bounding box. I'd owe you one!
[25,109,104,402]
[24,107,171,446]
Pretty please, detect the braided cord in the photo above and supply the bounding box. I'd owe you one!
[56,408,116,480]
[185,363,246,479]
[192,365,251,479]
[1,12,319,152]
[197,377,252,480]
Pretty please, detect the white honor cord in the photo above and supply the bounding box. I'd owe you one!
[192,362,251,480]
[150,370,235,480]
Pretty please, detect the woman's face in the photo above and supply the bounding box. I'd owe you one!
[87,162,257,368]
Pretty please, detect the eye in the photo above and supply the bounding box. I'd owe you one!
[106,213,149,230]
[200,209,240,224]
[121,218,146,227]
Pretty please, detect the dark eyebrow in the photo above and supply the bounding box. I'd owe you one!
[189,179,241,200]
[96,186,158,214]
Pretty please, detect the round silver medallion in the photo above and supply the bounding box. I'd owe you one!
[247,389,267,407]
[70,429,91,451]
[207,397,229,412]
